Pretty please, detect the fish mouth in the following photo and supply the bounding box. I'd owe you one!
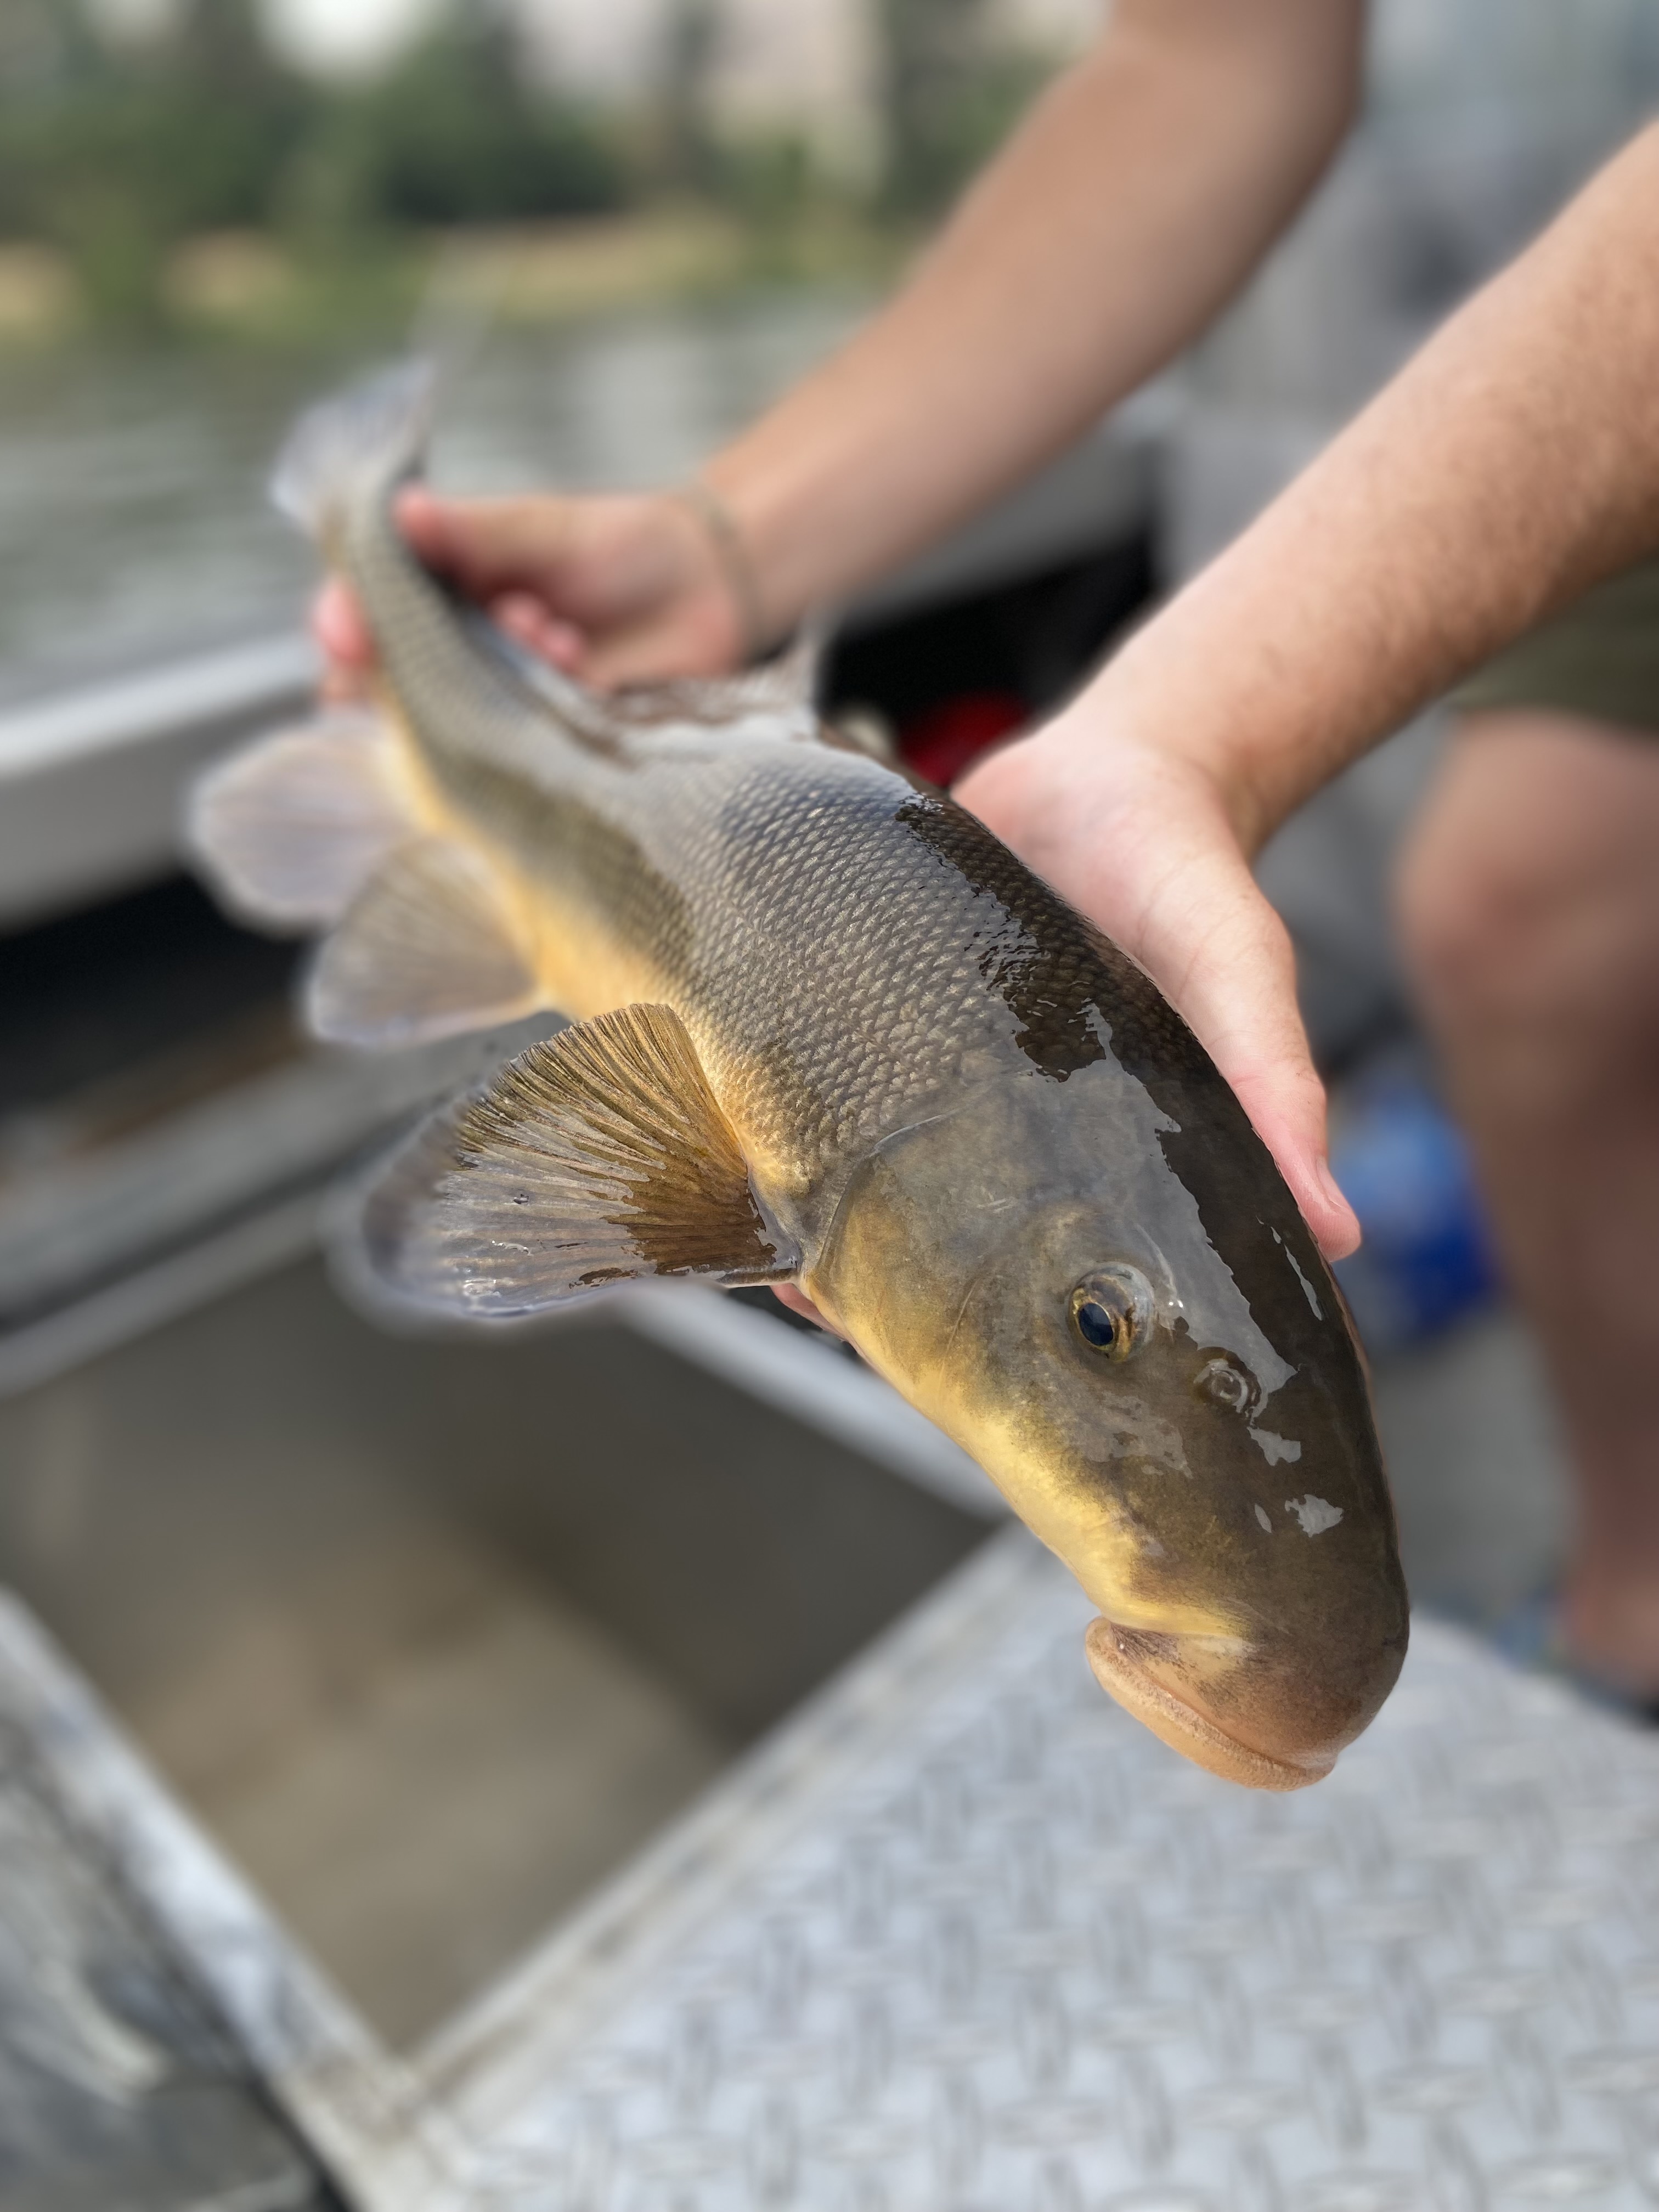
[1085,1618,1337,1793]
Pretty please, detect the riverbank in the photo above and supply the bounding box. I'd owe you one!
[0,207,906,353]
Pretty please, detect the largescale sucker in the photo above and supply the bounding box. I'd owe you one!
[187,363,1409,1790]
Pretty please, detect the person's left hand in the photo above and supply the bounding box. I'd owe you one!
[775,691,1356,1344]
[955,702,1359,1261]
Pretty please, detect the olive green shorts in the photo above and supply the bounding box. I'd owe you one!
[1451,555,1659,733]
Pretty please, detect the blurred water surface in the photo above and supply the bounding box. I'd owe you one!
[0,286,871,706]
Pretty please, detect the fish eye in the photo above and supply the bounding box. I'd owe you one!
[1193,1353,1257,1415]
[1069,1266,1154,1362]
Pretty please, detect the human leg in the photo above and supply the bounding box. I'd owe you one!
[1396,710,1659,1696]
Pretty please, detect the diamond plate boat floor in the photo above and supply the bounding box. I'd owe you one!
[427,1529,1659,2210]
[5,1524,1658,2211]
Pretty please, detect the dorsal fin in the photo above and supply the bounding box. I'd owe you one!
[481,618,828,748]
[307,836,541,1049]
[608,621,826,736]
[349,1001,797,1317]
[186,710,419,931]
[621,622,823,724]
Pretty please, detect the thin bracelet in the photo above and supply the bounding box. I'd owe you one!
[670,477,770,662]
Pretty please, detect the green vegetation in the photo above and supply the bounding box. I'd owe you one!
[874,0,1056,217]
[0,0,1063,342]
[281,9,628,241]
[0,0,312,324]
[0,0,634,331]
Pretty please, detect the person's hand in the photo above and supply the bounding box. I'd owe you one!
[954,706,1361,1262]
[314,484,748,696]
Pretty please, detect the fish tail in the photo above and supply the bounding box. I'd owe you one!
[270,358,438,543]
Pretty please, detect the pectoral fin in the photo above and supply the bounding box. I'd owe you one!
[352,1001,797,1316]
[187,710,417,930]
[308,836,541,1048]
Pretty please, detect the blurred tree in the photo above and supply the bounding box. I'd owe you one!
[0,0,312,324]
[874,0,1052,217]
[656,0,721,195]
[0,0,636,328]
[715,129,814,270]
[307,0,629,233]
[0,0,94,95]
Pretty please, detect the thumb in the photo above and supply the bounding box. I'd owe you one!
[1228,1058,1359,1264]
[960,730,1359,1263]
[1160,859,1359,1261]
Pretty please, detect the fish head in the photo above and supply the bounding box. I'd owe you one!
[814,1059,1408,1791]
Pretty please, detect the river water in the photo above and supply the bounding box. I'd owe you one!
[0,287,870,707]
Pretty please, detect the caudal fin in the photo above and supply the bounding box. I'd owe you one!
[270,358,438,544]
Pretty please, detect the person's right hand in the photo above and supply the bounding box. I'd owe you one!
[314,484,749,696]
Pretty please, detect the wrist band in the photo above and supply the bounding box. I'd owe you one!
[671,477,770,662]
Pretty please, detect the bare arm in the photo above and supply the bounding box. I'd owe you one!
[321,0,1363,684]
[959,121,1659,1256]
[1098,119,1659,840]
[706,0,1364,637]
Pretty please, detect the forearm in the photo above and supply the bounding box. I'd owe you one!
[1096,121,1659,852]
[705,0,1362,635]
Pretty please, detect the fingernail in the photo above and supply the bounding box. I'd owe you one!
[1316,1155,1361,1250]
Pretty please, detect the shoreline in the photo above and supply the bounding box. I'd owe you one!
[0,207,908,353]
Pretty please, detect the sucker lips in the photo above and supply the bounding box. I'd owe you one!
[1085,1616,1338,1792]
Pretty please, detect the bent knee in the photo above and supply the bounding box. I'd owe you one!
[1396,709,1659,1030]
[1395,720,1551,1021]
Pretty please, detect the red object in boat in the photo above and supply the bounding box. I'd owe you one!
[898,690,1028,788]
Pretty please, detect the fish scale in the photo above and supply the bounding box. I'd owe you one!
[190,360,1410,1791]
[349,516,1005,1183]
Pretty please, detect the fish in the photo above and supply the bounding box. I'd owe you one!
[188,363,1408,1790]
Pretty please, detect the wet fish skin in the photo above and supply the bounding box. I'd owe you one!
[193,364,1408,1788]
[812,900,1410,1787]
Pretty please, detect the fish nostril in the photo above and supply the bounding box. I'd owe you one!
[1193,1354,1256,1416]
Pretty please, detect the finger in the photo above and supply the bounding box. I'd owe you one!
[1149,866,1359,1260]
[957,740,1359,1262]
[541,622,588,672]
[494,593,587,669]
[1230,1063,1360,1262]
[393,485,572,600]
[313,577,375,669]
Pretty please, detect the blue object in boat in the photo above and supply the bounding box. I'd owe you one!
[1330,1079,1500,1355]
